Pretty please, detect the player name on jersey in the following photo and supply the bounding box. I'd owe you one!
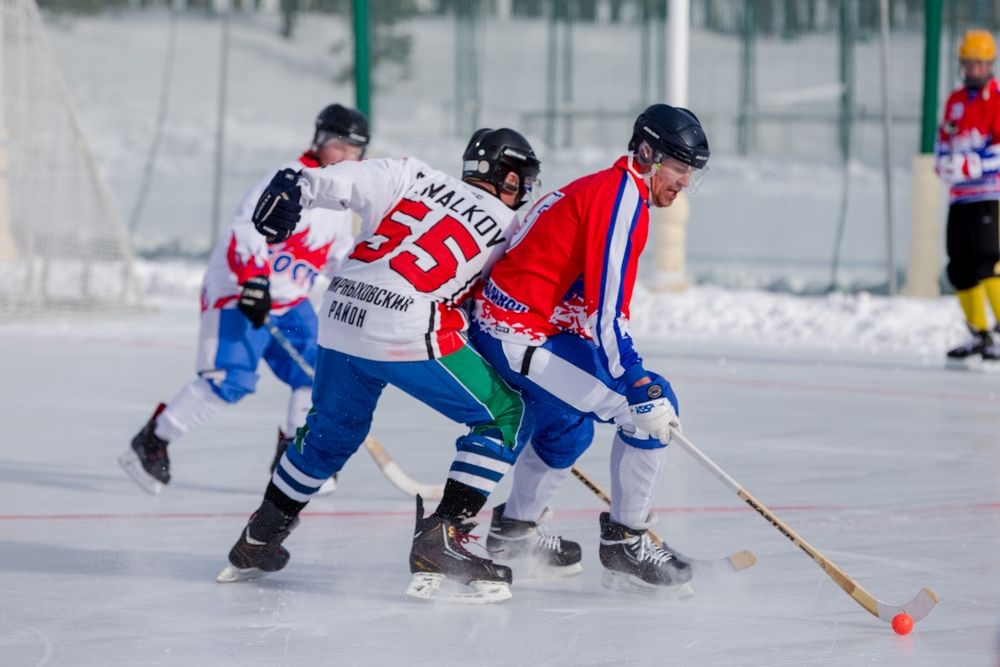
[301,157,519,362]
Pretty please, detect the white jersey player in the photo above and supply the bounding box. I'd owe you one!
[119,104,369,495]
[218,129,542,603]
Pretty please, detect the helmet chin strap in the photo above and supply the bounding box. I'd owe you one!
[628,154,654,186]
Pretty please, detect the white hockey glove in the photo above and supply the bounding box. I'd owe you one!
[939,152,984,184]
[626,372,681,445]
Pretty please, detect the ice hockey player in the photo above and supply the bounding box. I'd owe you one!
[218,129,542,603]
[471,104,710,595]
[119,104,370,495]
[937,30,1000,366]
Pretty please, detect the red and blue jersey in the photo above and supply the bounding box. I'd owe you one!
[936,79,1000,204]
[474,156,648,381]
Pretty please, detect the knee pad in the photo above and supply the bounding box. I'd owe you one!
[204,368,259,404]
[531,409,594,469]
[617,423,668,450]
[531,425,594,469]
[456,432,520,466]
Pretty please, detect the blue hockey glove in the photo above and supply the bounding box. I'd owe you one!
[252,168,303,243]
[238,276,271,328]
[625,371,680,444]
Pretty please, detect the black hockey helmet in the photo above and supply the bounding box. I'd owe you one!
[462,128,541,210]
[313,104,370,155]
[629,104,710,192]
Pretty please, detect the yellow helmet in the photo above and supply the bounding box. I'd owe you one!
[959,30,997,61]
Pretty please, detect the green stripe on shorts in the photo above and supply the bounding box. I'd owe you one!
[438,345,525,449]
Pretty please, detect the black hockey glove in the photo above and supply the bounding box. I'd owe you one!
[238,276,271,328]
[252,168,303,243]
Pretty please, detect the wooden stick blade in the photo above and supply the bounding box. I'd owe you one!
[727,551,758,572]
[876,588,939,623]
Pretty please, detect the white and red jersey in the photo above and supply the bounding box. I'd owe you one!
[201,153,355,315]
[474,156,649,381]
[297,157,519,362]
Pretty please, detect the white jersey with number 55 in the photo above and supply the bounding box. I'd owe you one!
[297,157,519,362]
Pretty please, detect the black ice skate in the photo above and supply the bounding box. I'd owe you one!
[984,326,1000,367]
[271,429,337,495]
[486,503,582,577]
[118,403,171,495]
[947,327,995,369]
[217,499,300,583]
[407,495,513,604]
[598,512,693,597]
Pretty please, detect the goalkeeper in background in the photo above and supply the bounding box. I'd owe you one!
[118,104,369,494]
[937,30,1000,365]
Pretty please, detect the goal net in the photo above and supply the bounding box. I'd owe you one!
[0,0,143,317]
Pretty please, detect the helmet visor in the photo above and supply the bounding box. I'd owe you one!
[637,141,708,194]
[657,155,709,194]
[314,130,368,153]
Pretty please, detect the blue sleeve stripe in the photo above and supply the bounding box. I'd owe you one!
[595,173,643,379]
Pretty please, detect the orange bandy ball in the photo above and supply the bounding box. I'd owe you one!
[892,613,914,635]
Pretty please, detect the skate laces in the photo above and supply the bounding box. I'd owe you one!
[626,533,674,566]
[531,526,562,551]
[450,525,499,557]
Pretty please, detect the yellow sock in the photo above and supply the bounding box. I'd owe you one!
[957,284,989,332]
[983,276,1000,325]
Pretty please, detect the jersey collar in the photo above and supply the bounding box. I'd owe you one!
[299,151,321,168]
[616,155,651,201]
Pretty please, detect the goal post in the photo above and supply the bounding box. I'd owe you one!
[0,0,144,317]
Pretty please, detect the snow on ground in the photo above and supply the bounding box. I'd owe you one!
[127,257,971,357]
[631,283,970,357]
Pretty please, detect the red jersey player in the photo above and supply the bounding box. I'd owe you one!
[936,30,1000,366]
[471,105,710,594]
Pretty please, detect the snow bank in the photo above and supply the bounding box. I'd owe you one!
[132,259,969,355]
[133,258,207,302]
[631,284,968,355]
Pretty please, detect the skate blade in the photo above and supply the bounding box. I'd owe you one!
[315,476,337,496]
[600,570,694,599]
[216,564,269,583]
[505,560,583,581]
[405,573,512,604]
[118,450,164,495]
[981,360,1000,374]
[946,357,980,371]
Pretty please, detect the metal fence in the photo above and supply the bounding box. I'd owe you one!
[34,0,1000,291]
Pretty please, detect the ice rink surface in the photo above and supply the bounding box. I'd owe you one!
[2,298,1000,666]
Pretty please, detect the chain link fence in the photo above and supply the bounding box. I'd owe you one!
[33,0,1000,291]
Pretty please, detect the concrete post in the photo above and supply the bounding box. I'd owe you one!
[649,192,689,292]
[901,154,942,297]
